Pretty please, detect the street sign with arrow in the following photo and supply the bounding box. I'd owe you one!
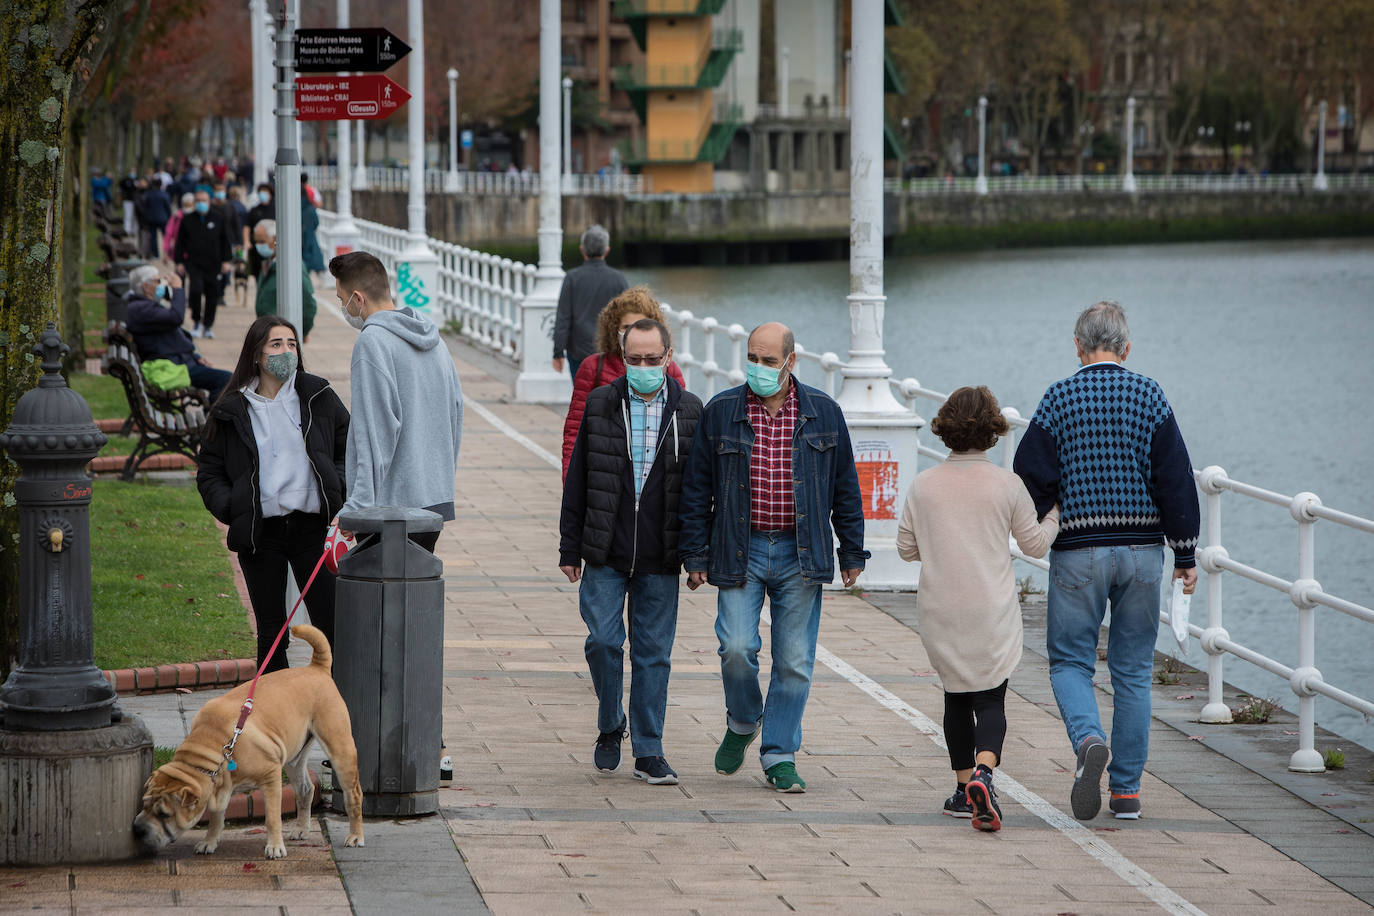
[294,27,410,73]
[295,74,410,121]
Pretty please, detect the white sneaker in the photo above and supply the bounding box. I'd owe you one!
[191,323,203,338]
[203,328,214,339]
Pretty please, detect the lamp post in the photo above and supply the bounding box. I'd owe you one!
[354,120,368,189]
[975,95,988,195]
[1314,99,1329,191]
[1233,119,1251,174]
[398,0,439,313]
[837,0,922,589]
[780,46,790,117]
[273,0,302,330]
[328,0,360,265]
[1123,96,1138,193]
[445,68,460,192]
[562,76,573,177]
[514,0,569,402]
[249,0,276,185]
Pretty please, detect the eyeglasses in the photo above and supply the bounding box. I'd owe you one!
[624,353,667,367]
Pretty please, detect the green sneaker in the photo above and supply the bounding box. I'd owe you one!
[764,762,806,793]
[714,726,760,775]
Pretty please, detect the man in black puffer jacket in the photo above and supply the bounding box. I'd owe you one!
[559,317,702,787]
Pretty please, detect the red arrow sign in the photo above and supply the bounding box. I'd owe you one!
[294,74,409,121]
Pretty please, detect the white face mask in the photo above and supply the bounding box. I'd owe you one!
[343,292,366,330]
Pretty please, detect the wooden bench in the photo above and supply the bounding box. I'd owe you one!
[100,322,210,481]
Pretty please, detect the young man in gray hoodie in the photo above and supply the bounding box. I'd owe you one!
[329,251,463,549]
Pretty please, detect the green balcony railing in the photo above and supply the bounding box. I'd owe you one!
[618,104,742,166]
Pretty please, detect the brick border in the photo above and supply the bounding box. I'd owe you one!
[88,452,195,473]
[201,771,323,823]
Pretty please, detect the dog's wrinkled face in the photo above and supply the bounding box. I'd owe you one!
[132,767,208,850]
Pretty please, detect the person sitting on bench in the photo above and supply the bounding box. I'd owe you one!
[125,264,231,405]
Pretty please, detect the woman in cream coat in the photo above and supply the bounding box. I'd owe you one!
[897,386,1059,832]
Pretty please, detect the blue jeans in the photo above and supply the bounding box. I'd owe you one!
[579,564,679,759]
[1047,545,1164,795]
[715,530,823,771]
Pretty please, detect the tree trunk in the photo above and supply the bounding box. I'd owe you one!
[0,0,124,676]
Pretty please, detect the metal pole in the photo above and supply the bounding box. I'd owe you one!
[513,0,568,402]
[834,0,921,589]
[326,0,360,267]
[274,0,302,331]
[975,95,988,195]
[396,0,438,310]
[1123,97,1138,193]
[250,0,269,185]
[354,120,368,188]
[780,46,789,116]
[1313,99,1329,191]
[445,68,460,192]
[562,76,573,176]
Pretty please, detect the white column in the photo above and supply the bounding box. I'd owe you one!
[353,120,368,188]
[1123,97,1138,193]
[250,0,275,186]
[515,0,570,403]
[836,0,922,590]
[445,68,460,192]
[327,0,360,269]
[562,76,573,176]
[780,46,790,116]
[975,95,988,195]
[1313,99,1329,191]
[273,0,302,331]
[397,0,439,313]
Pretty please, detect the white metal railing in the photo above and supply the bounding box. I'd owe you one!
[884,172,1374,196]
[431,238,537,361]
[312,165,647,196]
[658,306,1374,768]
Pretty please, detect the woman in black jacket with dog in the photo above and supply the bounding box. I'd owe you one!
[197,315,349,673]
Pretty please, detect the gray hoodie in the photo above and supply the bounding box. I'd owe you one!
[342,307,463,521]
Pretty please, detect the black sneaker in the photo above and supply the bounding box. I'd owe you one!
[1109,793,1141,819]
[942,783,973,818]
[594,718,627,773]
[1071,735,1110,820]
[965,765,1002,832]
[632,756,679,785]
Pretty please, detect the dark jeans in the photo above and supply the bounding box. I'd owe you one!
[187,361,231,406]
[567,355,586,380]
[186,264,222,329]
[943,680,1009,771]
[237,511,336,674]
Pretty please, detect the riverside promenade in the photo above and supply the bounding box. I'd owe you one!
[3,288,1373,915]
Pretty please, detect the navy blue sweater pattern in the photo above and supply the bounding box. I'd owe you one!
[1013,363,1200,567]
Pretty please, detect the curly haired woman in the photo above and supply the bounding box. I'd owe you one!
[561,286,687,479]
[896,385,1059,832]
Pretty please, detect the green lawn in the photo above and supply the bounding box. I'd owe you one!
[67,370,128,422]
[90,480,254,670]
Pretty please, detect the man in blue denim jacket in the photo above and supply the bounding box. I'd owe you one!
[680,322,868,793]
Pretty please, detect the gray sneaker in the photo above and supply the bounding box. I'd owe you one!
[1071,736,1110,820]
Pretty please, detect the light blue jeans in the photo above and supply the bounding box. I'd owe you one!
[579,563,680,759]
[715,530,823,771]
[1047,544,1164,795]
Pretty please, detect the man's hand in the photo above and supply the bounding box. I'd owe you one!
[552,357,565,373]
[1173,567,1198,595]
[167,272,183,289]
[198,356,213,368]
[220,261,232,276]
[560,564,581,583]
[687,570,707,591]
[841,568,861,588]
[175,263,186,277]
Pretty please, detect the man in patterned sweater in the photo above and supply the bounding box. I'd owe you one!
[1014,300,1199,822]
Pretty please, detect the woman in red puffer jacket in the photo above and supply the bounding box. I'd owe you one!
[562,285,687,479]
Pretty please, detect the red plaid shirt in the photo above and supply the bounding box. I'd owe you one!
[746,382,798,530]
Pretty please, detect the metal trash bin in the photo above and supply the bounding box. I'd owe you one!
[332,507,444,817]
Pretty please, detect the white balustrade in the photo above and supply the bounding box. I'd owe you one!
[885,172,1374,196]
[312,167,648,196]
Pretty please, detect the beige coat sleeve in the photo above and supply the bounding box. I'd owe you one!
[1010,479,1059,559]
[896,485,921,562]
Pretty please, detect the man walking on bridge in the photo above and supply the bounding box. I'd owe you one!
[680,322,868,793]
[1014,300,1200,821]
[552,225,628,379]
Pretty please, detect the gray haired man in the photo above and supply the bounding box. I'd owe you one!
[552,224,628,379]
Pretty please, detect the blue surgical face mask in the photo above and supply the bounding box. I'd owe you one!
[194,201,209,214]
[258,190,271,205]
[154,283,168,300]
[263,351,297,382]
[746,360,787,397]
[255,242,274,258]
[625,364,666,395]
[213,190,226,200]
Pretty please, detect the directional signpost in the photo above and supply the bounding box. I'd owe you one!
[294,27,410,73]
[295,74,409,121]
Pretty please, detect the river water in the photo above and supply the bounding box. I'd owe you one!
[630,238,1374,751]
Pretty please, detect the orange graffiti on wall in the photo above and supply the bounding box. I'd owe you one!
[855,444,899,520]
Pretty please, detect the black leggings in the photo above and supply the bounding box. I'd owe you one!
[943,680,1008,771]
[237,511,336,674]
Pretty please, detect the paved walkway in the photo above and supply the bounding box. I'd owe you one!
[3,281,1373,914]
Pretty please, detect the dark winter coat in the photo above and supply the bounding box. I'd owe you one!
[174,209,233,273]
[560,376,702,575]
[561,351,687,479]
[196,372,349,555]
